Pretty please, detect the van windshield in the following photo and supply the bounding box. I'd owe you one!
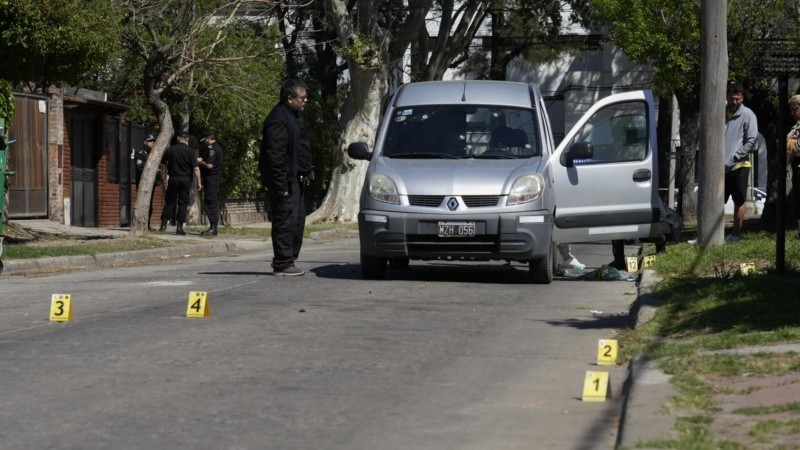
[382,105,540,159]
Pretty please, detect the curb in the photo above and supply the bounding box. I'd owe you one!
[616,268,675,448]
[1,240,259,276]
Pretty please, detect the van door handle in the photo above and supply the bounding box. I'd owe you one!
[632,169,651,182]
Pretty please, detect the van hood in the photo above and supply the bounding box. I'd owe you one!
[374,157,543,196]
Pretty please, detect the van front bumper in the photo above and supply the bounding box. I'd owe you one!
[358,210,553,261]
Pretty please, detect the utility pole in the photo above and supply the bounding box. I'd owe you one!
[697,0,727,247]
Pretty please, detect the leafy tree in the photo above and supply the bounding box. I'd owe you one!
[306,0,433,223]
[309,0,592,222]
[0,0,121,132]
[0,0,121,85]
[589,0,798,225]
[116,0,282,234]
[181,23,284,199]
[589,0,702,223]
[0,80,13,123]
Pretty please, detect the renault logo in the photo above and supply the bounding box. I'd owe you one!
[447,197,459,211]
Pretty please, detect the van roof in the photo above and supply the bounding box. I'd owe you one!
[393,80,539,109]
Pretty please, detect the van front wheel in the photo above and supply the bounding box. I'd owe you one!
[361,253,388,279]
[528,243,555,284]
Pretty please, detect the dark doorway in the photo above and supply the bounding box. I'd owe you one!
[70,114,99,227]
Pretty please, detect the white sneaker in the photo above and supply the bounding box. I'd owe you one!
[725,234,741,244]
[564,257,585,270]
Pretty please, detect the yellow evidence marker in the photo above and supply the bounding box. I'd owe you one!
[582,371,610,402]
[186,291,210,318]
[597,339,618,366]
[49,294,73,322]
[642,255,656,268]
[739,262,756,276]
[625,256,638,273]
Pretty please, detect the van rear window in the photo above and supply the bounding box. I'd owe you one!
[383,105,540,159]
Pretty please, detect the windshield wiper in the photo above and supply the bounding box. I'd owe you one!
[473,153,518,159]
[387,152,460,159]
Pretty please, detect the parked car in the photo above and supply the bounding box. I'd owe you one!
[348,80,662,283]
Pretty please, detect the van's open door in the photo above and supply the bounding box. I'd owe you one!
[551,90,661,244]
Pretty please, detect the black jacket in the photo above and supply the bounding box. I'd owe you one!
[201,142,223,178]
[259,102,311,193]
[162,143,198,181]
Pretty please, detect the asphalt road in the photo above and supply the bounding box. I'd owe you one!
[0,239,637,450]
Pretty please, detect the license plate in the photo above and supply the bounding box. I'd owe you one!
[438,221,475,237]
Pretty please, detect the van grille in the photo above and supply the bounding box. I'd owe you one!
[462,195,500,208]
[407,195,500,208]
[408,195,444,207]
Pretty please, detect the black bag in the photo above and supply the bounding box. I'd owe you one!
[660,204,683,244]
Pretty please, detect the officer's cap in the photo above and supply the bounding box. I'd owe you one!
[201,131,215,140]
[144,133,156,142]
[176,130,190,138]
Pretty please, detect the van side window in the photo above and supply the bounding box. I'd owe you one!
[569,102,648,164]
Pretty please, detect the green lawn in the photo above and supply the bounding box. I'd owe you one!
[619,229,800,449]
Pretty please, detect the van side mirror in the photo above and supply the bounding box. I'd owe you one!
[562,142,594,167]
[347,142,372,160]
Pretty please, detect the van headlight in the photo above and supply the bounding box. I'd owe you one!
[507,174,544,205]
[368,173,400,204]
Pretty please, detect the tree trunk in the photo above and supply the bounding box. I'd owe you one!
[307,68,388,223]
[677,106,700,225]
[130,87,175,236]
[697,0,727,247]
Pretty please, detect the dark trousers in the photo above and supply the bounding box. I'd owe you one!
[612,239,625,264]
[161,177,192,223]
[269,178,306,270]
[202,175,220,225]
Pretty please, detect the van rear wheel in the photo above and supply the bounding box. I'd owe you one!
[361,253,388,279]
[528,242,555,284]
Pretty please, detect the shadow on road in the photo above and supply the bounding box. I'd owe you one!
[543,313,632,330]
[310,261,553,284]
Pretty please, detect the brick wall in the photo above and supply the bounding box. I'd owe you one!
[219,197,268,225]
[47,89,65,223]
[131,183,165,227]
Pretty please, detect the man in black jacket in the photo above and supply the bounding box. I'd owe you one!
[198,131,223,236]
[159,130,202,235]
[259,79,313,276]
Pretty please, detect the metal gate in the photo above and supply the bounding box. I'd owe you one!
[7,94,48,218]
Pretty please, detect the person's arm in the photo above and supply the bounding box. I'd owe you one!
[736,111,758,158]
[264,122,290,195]
[194,166,202,191]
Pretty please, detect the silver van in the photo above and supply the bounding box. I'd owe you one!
[348,80,661,283]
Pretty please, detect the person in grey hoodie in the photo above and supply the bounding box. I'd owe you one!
[724,81,758,243]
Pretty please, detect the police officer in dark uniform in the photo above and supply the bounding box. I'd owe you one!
[159,130,202,235]
[198,131,223,236]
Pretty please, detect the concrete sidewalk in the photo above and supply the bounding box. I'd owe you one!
[616,269,676,448]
